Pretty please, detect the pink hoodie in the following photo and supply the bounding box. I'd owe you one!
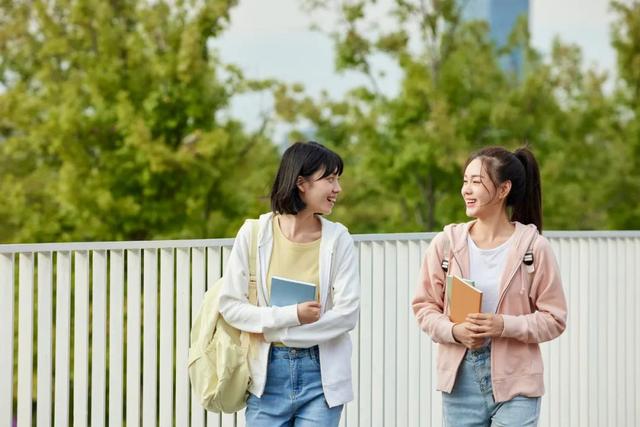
[412,221,567,402]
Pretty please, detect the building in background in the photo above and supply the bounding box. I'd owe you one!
[459,0,529,76]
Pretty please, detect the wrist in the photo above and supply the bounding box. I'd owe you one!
[451,324,462,343]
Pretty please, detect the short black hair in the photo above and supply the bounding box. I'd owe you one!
[270,141,344,215]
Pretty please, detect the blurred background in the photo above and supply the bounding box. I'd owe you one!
[1,0,639,244]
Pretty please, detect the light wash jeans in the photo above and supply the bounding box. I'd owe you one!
[246,345,343,427]
[442,346,541,427]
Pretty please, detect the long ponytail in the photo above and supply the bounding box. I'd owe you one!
[512,147,542,232]
[466,146,544,232]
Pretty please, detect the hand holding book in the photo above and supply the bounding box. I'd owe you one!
[448,274,486,349]
[297,301,321,324]
[447,275,504,346]
[270,276,320,324]
[465,313,504,338]
[452,323,487,349]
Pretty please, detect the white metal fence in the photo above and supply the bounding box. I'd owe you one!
[1,231,639,427]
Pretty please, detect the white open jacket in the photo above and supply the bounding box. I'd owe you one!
[218,212,360,407]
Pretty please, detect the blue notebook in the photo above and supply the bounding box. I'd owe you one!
[270,276,317,307]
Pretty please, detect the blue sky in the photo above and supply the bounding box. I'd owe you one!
[212,0,617,131]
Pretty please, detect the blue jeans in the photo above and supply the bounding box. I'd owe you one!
[246,345,343,427]
[442,347,541,427]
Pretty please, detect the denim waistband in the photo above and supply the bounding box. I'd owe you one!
[269,345,320,361]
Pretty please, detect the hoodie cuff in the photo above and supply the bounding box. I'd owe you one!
[264,327,285,343]
[441,321,458,344]
[270,304,301,329]
[501,314,525,340]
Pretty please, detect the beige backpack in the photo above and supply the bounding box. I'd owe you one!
[188,219,258,413]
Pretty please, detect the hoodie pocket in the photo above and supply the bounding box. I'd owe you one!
[494,340,541,378]
[323,334,352,385]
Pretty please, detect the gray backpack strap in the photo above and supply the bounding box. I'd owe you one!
[441,235,451,273]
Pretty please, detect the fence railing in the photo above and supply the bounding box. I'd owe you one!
[1,231,639,427]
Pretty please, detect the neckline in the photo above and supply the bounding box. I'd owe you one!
[467,233,514,253]
[274,216,322,247]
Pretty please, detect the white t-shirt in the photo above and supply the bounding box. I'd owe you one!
[468,234,513,314]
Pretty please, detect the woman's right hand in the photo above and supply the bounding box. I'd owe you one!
[297,301,321,324]
[452,323,486,349]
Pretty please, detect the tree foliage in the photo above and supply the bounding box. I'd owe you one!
[0,0,278,242]
[1,0,639,243]
[275,0,640,232]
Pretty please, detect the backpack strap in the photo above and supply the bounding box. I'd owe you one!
[441,235,451,273]
[440,232,536,273]
[523,234,537,274]
[247,219,259,305]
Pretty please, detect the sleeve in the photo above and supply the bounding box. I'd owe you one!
[263,230,360,348]
[218,221,300,333]
[411,232,459,344]
[501,237,568,343]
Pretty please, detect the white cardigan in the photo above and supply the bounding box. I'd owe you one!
[219,212,360,407]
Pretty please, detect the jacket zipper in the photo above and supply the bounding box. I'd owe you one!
[495,262,522,312]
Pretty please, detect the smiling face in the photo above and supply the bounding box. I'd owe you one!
[461,158,511,219]
[298,168,342,215]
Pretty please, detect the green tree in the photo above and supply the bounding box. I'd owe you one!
[607,0,640,228]
[277,1,522,232]
[276,0,637,232]
[0,0,278,243]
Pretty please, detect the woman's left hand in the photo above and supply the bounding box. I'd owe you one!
[465,313,504,338]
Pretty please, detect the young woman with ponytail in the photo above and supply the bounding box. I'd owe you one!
[412,146,567,426]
